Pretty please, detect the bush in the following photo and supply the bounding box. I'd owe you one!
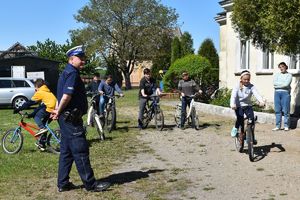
[163,54,212,92]
[210,88,231,107]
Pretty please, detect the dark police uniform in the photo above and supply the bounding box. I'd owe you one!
[57,63,96,190]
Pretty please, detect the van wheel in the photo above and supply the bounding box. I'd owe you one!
[13,96,28,109]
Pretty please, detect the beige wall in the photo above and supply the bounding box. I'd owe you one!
[217,8,300,114]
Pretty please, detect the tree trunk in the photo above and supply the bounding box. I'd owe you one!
[124,72,132,90]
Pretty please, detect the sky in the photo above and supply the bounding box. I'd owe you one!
[0,0,222,52]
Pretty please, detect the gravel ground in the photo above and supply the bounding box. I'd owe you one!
[114,106,300,200]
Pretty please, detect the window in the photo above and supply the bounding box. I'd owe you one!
[240,40,250,69]
[262,50,274,69]
[0,80,12,88]
[289,55,299,70]
[13,80,30,87]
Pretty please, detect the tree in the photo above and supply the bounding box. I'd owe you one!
[151,32,173,80]
[27,39,71,71]
[70,0,178,89]
[231,0,300,55]
[171,37,182,64]
[164,54,219,102]
[198,38,219,82]
[181,32,194,56]
[27,39,100,74]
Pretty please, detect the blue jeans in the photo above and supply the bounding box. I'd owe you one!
[57,116,96,190]
[99,95,109,114]
[180,97,192,127]
[274,90,290,128]
[34,107,50,129]
[234,106,254,133]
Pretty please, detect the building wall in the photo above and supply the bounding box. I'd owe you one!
[0,57,59,93]
[217,5,300,114]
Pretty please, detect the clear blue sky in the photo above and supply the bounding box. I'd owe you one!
[0,0,221,52]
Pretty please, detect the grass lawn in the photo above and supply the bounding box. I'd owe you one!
[0,89,154,200]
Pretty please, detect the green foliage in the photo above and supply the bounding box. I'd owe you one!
[232,0,300,55]
[27,39,71,71]
[210,88,231,107]
[171,37,182,64]
[181,32,194,56]
[151,33,173,80]
[163,54,212,92]
[71,0,178,89]
[198,38,219,82]
[27,39,101,74]
[105,54,123,87]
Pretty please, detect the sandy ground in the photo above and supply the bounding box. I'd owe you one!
[113,106,300,200]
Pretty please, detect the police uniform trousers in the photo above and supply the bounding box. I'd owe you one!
[57,115,96,189]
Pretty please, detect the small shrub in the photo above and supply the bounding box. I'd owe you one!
[163,54,213,92]
[210,88,231,107]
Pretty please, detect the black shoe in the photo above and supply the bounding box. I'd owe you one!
[87,182,110,192]
[180,126,185,130]
[58,182,78,192]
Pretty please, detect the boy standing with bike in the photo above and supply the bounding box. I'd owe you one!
[178,72,201,130]
[138,68,161,129]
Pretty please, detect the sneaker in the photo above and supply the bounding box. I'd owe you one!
[180,126,185,130]
[34,128,48,137]
[284,127,289,131]
[34,142,46,151]
[231,127,238,137]
[272,127,280,131]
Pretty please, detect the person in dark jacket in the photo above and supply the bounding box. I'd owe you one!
[86,73,101,93]
[51,45,110,193]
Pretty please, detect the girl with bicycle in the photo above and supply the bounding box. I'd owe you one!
[230,70,265,145]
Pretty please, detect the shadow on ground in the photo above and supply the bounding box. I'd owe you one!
[98,169,165,186]
[252,142,286,162]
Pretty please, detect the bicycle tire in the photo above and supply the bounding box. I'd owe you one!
[2,128,23,154]
[141,107,150,129]
[106,106,116,133]
[234,134,244,153]
[95,115,105,140]
[174,105,181,128]
[154,107,164,131]
[46,129,61,154]
[246,125,255,162]
[191,108,200,130]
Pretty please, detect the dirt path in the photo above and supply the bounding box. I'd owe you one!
[114,107,300,200]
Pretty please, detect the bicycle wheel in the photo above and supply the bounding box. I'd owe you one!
[154,107,164,131]
[95,115,105,140]
[46,129,61,154]
[2,128,23,154]
[234,134,244,153]
[174,105,181,128]
[246,125,255,162]
[191,108,200,130]
[87,106,96,127]
[141,108,150,129]
[106,107,116,133]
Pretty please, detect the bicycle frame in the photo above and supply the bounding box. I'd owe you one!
[11,116,60,142]
[146,96,160,119]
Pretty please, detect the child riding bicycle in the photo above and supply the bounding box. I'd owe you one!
[14,78,57,150]
[230,70,265,145]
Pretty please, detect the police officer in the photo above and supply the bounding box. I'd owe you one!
[51,45,110,192]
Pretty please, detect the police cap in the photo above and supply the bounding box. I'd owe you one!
[66,45,85,57]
